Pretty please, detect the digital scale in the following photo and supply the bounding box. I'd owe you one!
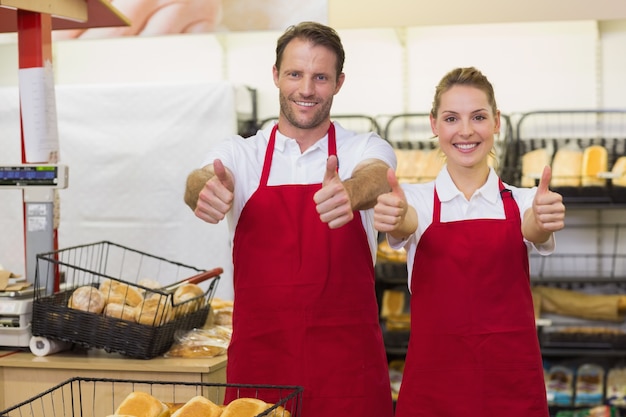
[0,164,68,348]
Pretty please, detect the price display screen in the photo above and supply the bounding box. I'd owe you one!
[0,165,59,186]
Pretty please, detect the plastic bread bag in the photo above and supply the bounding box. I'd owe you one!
[164,326,231,358]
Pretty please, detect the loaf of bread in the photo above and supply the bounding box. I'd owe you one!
[551,146,583,187]
[612,156,626,187]
[171,396,222,417]
[113,391,170,417]
[532,285,625,322]
[581,145,608,186]
[68,286,105,314]
[521,148,551,187]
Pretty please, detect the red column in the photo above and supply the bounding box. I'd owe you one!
[17,9,53,163]
[17,10,59,291]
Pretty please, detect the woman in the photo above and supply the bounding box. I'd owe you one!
[374,67,565,416]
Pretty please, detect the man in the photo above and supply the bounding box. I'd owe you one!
[184,21,395,417]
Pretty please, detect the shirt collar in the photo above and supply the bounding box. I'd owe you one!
[435,165,500,203]
[264,123,330,154]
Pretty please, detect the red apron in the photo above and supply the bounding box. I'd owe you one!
[394,182,548,417]
[225,125,393,417]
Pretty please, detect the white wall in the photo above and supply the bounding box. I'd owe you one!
[1,19,625,117]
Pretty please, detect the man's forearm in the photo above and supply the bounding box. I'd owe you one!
[344,160,392,210]
[184,167,213,211]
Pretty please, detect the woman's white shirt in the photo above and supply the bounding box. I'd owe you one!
[389,166,555,287]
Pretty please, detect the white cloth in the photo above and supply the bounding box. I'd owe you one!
[0,82,238,300]
[200,121,397,263]
[390,166,556,287]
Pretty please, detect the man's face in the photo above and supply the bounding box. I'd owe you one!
[273,38,345,131]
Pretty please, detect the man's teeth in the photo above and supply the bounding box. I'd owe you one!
[296,101,315,107]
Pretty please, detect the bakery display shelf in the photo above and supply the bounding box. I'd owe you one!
[500,109,626,207]
[32,241,222,359]
[529,221,626,285]
[0,377,302,417]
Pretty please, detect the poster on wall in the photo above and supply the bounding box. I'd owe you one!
[53,0,328,39]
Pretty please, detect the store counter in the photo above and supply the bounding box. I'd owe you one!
[0,348,227,409]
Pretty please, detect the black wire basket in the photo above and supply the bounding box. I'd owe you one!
[32,241,222,359]
[0,377,303,417]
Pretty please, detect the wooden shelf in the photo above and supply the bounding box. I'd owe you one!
[0,0,129,33]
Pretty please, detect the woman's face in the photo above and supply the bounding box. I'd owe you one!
[430,85,500,171]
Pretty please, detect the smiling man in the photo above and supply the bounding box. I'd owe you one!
[183,21,395,417]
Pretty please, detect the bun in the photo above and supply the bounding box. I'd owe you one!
[173,284,205,317]
[104,302,136,321]
[135,297,174,326]
[100,279,143,307]
[171,396,222,417]
[114,391,170,417]
[221,398,270,417]
[68,286,105,314]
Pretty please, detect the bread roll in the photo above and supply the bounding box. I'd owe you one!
[100,279,143,307]
[173,283,205,317]
[114,391,170,417]
[135,297,174,326]
[68,286,105,314]
[221,398,271,417]
[581,145,608,186]
[104,302,136,321]
[171,396,222,417]
[612,156,626,187]
[551,146,583,187]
